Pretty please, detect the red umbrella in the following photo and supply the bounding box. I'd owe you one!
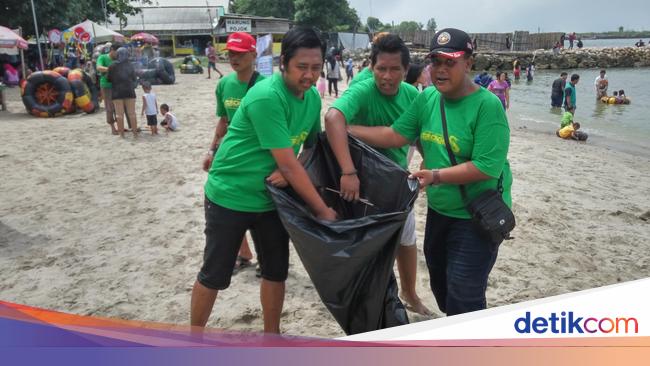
[130,32,159,45]
[0,26,28,49]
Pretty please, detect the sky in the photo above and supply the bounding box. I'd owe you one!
[347,0,650,33]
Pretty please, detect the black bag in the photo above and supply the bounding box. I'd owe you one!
[439,97,515,248]
[266,133,417,335]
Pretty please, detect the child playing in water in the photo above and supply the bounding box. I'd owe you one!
[557,122,588,141]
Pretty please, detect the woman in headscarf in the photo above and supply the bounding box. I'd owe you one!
[108,47,138,138]
[325,54,341,97]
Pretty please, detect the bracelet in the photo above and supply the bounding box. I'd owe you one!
[341,170,357,176]
[429,169,441,186]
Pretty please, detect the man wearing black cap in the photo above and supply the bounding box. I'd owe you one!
[348,28,512,316]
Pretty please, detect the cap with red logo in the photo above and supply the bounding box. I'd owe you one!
[226,32,257,52]
[428,28,474,59]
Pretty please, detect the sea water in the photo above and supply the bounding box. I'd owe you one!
[505,67,649,156]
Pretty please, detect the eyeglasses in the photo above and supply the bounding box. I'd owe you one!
[431,58,458,68]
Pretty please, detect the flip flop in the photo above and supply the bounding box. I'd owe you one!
[233,256,252,274]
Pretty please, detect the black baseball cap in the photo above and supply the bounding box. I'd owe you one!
[429,28,474,59]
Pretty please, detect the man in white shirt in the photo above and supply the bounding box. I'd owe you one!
[594,69,608,99]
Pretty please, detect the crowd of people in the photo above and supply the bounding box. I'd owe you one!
[95,42,178,137]
[192,27,512,334]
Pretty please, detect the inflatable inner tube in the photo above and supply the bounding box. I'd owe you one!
[137,68,162,85]
[67,69,98,113]
[22,71,74,117]
[600,96,632,105]
[148,58,175,84]
[179,64,203,74]
[52,66,70,78]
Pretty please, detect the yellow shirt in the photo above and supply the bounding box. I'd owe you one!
[559,125,575,139]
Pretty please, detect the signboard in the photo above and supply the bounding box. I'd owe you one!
[256,34,273,77]
[225,19,252,33]
[79,32,91,43]
[48,29,62,44]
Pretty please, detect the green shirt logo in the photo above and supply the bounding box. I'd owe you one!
[420,131,461,153]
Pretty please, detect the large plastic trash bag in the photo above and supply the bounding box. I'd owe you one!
[266,133,419,335]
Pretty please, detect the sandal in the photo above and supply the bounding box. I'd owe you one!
[233,255,252,274]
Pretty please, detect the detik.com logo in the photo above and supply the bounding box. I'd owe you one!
[514,312,639,334]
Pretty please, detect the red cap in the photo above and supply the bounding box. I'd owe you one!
[226,32,256,52]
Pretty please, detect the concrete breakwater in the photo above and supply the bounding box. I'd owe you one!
[348,47,650,70]
[407,47,650,70]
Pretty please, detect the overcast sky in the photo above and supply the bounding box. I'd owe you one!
[347,0,650,33]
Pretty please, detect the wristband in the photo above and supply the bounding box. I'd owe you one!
[341,170,357,176]
[429,169,441,186]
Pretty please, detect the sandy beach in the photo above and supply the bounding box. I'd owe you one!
[1,63,649,338]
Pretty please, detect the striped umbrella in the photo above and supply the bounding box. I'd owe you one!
[0,26,28,49]
[130,32,159,45]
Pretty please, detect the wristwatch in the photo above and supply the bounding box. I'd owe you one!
[430,169,441,186]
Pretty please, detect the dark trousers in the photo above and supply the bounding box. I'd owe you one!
[327,78,339,96]
[423,208,499,316]
[551,94,563,107]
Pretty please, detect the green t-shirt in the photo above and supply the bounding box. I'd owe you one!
[392,87,512,219]
[348,67,373,87]
[331,78,418,169]
[205,72,322,212]
[563,82,577,108]
[215,72,266,121]
[560,111,574,128]
[96,54,113,89]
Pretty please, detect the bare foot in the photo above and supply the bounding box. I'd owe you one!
[400,291,433,316]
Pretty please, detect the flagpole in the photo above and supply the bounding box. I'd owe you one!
[29,0,44,70]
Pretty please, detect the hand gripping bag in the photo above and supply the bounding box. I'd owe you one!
[266,133,418,335]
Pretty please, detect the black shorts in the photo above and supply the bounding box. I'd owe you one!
[146,114,158,126]
[197,197,290,290]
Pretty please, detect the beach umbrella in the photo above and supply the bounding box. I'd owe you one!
[0,26,28,49]
[130,32,159,45]
[62,20,124,44]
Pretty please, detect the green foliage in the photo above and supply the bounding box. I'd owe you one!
[1,0,103,36]
[0,0,150,36]
[426,18,437,32]
[229,0,295,19]
[366,17,382,32]
[294,0,359,31]
[108,0,152,30]
[618,26,624,33]
[396,21,423,33]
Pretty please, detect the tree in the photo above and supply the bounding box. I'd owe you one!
[0,0,149,36]
[294,0,358,31]
[426,18,437,32]
[108,0,152,30]
[396,21,423,33]
[229,0,295,19]
[1,0,103,36]
[618,26,624,33]
[367,17,382,32]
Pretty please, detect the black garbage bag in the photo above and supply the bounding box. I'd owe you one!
[266,133,418,335]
